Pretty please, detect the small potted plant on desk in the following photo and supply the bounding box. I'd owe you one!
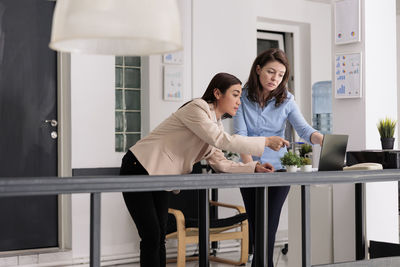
[377,117,397,149]
[300,157,312,172]
[299,143,312,159]
[280,151,301,172]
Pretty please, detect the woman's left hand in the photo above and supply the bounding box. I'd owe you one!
[255,162,275,173]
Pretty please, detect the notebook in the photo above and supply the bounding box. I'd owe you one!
[318,134,349,171]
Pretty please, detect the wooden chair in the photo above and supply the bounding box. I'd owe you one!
[166,197,249,266]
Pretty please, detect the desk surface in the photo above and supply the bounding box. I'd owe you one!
[0,169,400,197]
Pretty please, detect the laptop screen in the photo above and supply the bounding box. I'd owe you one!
[318,134,349,171]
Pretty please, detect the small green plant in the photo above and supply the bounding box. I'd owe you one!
[377,117,397,138]
[301,157,312,166]
[280,151,302,167]
[299,143,312,157]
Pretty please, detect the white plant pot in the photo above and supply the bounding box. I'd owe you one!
[286,165,298,172]
[301,165,312,172]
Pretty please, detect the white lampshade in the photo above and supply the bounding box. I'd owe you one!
[49,0,182,55]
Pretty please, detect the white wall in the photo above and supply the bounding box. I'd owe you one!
[364,0,398,245]
[256,0,332,122]
[192,0,257,98]
[67,0,332,264]
[71,54,121,168]
[70,54,141,259]
[255,2,332,266]
[332,0,398,262]
[397,14,400,224]
[69,0,192,262]
[191,0,257,230]
[192,1,332,266]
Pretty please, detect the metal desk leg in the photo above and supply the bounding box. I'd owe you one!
[211,189,218,253]
[90,192,101,267]
[355,183,366,260]
[199,189,210,267]
[301,185,311,267]
[255,186,268,267]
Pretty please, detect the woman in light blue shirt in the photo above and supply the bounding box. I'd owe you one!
[234,48,323,267]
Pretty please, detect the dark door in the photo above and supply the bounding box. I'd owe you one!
[0,0,58,250]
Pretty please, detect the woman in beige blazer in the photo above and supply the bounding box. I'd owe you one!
[120,72,289,267]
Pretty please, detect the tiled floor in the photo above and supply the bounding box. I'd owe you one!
[114,245,289,267]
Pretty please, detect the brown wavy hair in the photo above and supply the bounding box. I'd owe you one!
[245,48,290,107]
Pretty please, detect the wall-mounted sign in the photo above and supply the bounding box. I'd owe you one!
[335,0,360,44]
[164,65,183,101]
[163,51,183,64]
[335,52,362,99]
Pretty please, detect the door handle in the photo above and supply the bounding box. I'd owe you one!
[45,119,58,127]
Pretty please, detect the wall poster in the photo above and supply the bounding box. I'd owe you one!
[335,0,360,44]
[163,65,183,101]
[335,52,362,98]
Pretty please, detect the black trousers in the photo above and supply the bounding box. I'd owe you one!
[240,186,290,267]
[120,150,169,267]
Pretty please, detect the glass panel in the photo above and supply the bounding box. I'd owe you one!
[126,112,141,132]
[115,111,125,132]
[125,90,140,110]
[116,89,123,110]
[116,67,123,88]
[257,39,279,55]
[125,68,141,88]
[115,56,123,66]
[115,134,125,152]
[125,56,141,67]
[125,133,141,150]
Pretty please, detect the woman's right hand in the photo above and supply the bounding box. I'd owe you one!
[265,136,290,151]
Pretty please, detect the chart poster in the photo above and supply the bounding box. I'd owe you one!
[163,51,183,64]
[335,0,360,44]
[164,65,183,101]
[335,53,362,99]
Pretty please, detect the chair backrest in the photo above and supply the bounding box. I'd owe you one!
[168,162,211,220]
[169,189,199,219]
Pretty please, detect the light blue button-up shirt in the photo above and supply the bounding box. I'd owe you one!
[233,89,317,169]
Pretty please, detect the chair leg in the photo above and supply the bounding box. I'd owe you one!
[177,238,186,267]
[240,219,249,264]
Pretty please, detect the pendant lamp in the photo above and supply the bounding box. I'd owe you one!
[49,0,182,55]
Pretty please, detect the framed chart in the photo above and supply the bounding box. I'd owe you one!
[335,52,362,99]
[335,0,361,44]
[163,51,183,64]
[163,65,183,101]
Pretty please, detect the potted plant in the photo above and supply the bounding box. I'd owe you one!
[377,117,397,149]
[299,143,312,159]
[300,157,312,172]
[280,151,301,172]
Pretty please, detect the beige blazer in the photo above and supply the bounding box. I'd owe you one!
[130,99,265,175]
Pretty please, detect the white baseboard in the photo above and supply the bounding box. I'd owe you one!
[2,238,288,266]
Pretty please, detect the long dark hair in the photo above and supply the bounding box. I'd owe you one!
[201,72,242,118]
[245,48,290,107]
[201,72,242,103]
[179,73,242,118]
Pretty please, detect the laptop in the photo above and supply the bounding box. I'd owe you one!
[318,134,349,171]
